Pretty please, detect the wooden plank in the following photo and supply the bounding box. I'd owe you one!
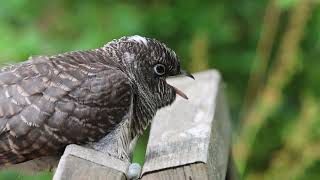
[143,163,209,180]
[141,70,232,180]
[54,155,125,180]
[53,144,129,180]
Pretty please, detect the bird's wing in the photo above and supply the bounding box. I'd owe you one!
[55,65,133,144]
[0,54,132,166]
[0,56,57,165]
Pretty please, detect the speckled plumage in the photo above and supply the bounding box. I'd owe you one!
[0,35,188,166]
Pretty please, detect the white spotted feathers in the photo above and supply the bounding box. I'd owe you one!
[127,35,148,47]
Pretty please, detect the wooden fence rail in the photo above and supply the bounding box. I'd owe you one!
[141,70,232,180]
[1,70,236,180]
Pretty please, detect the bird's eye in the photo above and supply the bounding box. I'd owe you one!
[153,64,166,76]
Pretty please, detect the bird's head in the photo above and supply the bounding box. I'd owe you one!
[104,35,194,108]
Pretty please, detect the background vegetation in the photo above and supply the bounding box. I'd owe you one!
[0,0,319,179]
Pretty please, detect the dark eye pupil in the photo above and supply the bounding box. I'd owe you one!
[154,64,166,75]
[156,66,165,73]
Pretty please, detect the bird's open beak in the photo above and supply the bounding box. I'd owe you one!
[180,70,195,80]
[167,70,194,100]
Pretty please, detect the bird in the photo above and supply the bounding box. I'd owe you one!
[0,35,194,167]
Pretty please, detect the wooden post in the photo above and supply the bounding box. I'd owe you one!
[53,144,129,180]
[141,70,233,180]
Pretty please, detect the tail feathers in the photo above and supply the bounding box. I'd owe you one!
[0,151,26,167]
[0,133,26,167]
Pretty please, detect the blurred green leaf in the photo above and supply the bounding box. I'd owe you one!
[277,0,298,10]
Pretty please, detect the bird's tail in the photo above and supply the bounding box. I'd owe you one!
[0,133,26,167]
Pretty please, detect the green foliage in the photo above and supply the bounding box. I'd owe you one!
[277,0,298,10]
[0,170,52,180]
[0,0,319,179]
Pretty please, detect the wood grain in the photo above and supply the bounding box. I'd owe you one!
[53,144,129,180]
[142,70,232,180]
[143,163,209,180]
[54,155,126,180]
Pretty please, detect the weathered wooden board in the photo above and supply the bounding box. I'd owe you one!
[53,144,129,180]
[141,70,232,180]
[143,163,209,180]
[54,155,125,180]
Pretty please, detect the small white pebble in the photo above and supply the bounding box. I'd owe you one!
[127,163,142,180]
